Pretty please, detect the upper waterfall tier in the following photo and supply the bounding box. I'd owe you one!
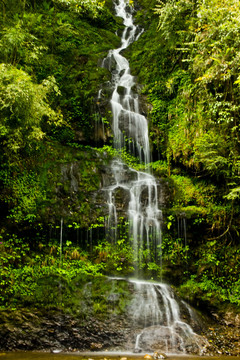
[102,0,149,164]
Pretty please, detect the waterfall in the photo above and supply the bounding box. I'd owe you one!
[106,277,208,354]
[60,218,63,267]
[101,0,162,266]
[128,279,204,354]
[96,1,208,355]
[177,215,187,247]
[102,0,150,163]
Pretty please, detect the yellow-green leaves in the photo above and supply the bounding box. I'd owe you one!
[0,21,47,66]
[53,0,106,18]
[155,0,194,47]
[0,64,62,155]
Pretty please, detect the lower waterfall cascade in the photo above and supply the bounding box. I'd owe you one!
[98,0,208,355]
[127,279,208,354]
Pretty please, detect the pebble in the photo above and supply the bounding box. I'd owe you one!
[153,352,167,359]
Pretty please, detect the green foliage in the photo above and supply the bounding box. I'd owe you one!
[155,0,194,48]
[53,0,106,19]
[0,234,106,309]
[129,0,240,248]
[154,0,240,186]
[96,145,144,170]
[171,175,204,206]
[179,274,240,307]
[5,171,46,223]
[0,234,30,268]
[0,19,47,66]
[161,235,189,266]
[94,238,134,275]
[0,0,239,316]
[0,233,134,316]
[0,64,62,158]
[148,160,168,176]
[0,0,120,229]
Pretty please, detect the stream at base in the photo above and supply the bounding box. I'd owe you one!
[2,353,240,360]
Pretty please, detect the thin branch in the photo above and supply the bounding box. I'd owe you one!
[207,226,229,241]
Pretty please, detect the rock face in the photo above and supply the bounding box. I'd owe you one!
[0,277,239,356]
[133,326,208,355]
[0,277,224,355]
[48,155,171,226]
[0,310,128,352]
[101,161,170,219]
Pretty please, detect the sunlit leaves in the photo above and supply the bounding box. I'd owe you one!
[0,21,47,66]
[155,0,194,48]
[224,187,240,201]
[53,0,106,18]
[192,0,240,83]
[6,171,46,224]
[0,64,62,155]
[153,0,240,186]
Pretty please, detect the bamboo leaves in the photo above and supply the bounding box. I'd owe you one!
[53,0,106,18]
[0,64,62,156]
[0,20,47,66]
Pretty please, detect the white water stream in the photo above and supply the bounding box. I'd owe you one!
[100,0,206,354]
[101,0,162,264]
[128,279,205,354]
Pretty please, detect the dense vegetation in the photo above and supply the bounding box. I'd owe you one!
[128,0,240,309]
[0,0,123,309]
[0,0,239,318]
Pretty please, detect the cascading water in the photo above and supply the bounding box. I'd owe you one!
[101,0,162,266]
[102,1,147,162]
[99,0,207,355]
[177,215,187,246]
[128,279,206,354]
